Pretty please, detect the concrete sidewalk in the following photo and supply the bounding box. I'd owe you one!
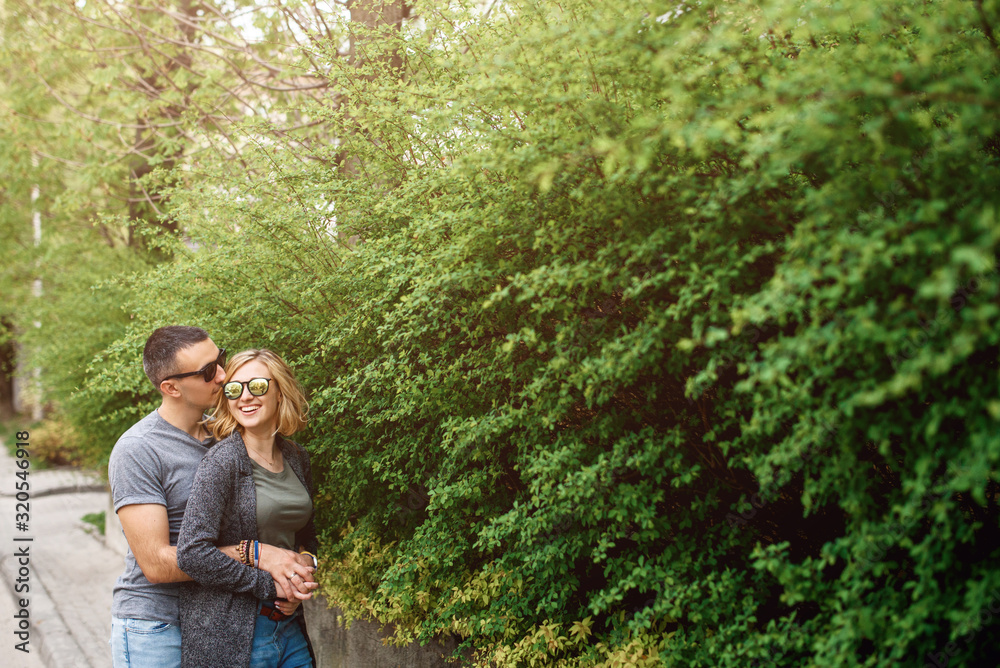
[0,437,118,668]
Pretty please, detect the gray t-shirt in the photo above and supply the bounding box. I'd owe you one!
[108,409,212,624]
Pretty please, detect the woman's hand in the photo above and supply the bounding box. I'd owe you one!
[259,544,317,600]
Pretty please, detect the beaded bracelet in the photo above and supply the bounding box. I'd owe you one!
[243,539,256,567]
[237,540,248,565]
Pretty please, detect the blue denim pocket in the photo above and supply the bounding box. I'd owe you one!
[111,617,182,668]
[124,619,174,634]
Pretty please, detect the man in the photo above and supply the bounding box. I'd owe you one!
[108,326,317,667]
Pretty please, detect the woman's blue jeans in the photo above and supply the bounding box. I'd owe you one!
[250,604,312,668]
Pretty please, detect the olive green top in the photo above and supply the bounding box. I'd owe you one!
[250,458,312,550]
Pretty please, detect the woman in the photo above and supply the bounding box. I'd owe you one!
[177,349,318,668]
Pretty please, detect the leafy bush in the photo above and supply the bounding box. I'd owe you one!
[25,417,87,467]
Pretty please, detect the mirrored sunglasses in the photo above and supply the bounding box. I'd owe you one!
[223,377,272,400]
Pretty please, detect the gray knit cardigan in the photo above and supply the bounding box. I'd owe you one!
[176,431,318,668]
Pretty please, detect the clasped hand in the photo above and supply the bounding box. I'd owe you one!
[258,544,319,602]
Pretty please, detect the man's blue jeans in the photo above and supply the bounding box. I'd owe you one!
[250,605,312,668]
[110,617,182,668]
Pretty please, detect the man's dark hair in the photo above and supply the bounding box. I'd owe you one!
[143,326,210,390]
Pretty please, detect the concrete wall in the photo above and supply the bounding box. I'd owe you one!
[105,494,461,667]
[303,599,462,668]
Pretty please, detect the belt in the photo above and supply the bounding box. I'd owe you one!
[259,603,289,622]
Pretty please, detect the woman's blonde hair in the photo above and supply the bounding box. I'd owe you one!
[208,349,309,440]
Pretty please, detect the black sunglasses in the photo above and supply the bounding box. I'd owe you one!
[223,377,272,400]
[162,348,227,383]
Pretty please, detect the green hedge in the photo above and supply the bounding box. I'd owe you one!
[66,0,1000,665]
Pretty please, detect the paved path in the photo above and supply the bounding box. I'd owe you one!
[0,436,118,668]
[0,574,45,668]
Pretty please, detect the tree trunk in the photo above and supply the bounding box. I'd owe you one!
[348,0,410,72]
[127,0,199,250]
[339,0,411,247]
[0,319,16,421]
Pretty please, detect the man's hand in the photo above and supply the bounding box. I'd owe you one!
[258,544,318,601]
[273,595,302,617]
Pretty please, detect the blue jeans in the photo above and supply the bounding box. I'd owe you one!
[110,617,182,668]
[250,604,313,668]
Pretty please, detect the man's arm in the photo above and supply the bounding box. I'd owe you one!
[117,504,191,584]
[118,503,316,598]
[117,504,313,586]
